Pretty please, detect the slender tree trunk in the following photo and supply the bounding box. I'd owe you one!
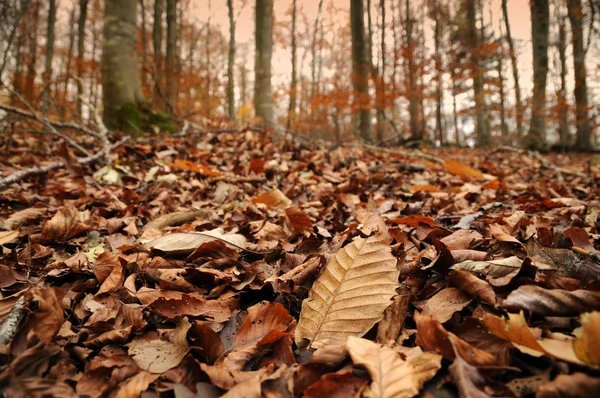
[76,0,89,116]
[310,0,324,125]
[0,0,32,80]
[24,1,40,103]
[526,0,549,150]
[451,68,460,145]
[165,0,178,114]
[287,0,297,129]
[227,0,236,119]
[153,0,164,109]
[466,0,488,146]
[406,0,420,140]
[497,52,508,137]
[557,6,569,147]
[102,0,144,131]
[60,5,76,119]
[433,0,443,144]
[140,0,148,89]
[42,0,57,115]
[501,0,523,138]
[567,0,592,150]
[255,0,274,127]
[351,0,372,142]
[368,0,386,143]
[378,0,386,142]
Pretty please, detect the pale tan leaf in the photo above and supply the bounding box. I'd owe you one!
[346,336,441,398]
[0,230,19,245]
[421,288,472,323]
[144,228,246,255]
[295,234,399,349]
[450,256,522,286]
[129,339,188,373]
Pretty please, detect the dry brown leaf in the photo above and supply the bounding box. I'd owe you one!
[41,205,90,241]
[28,287,65,344]
[449,270,497,306]
[444,160,484,179]
[346,336,442,398]
[421,288,472,323]
[303,372,367,398]
[113,371,160,398]
[144,228,246,255]
[490,223,522,244]
[285,206,313,234]
[441,230,484,250]
[0,230,19,245]
[572,311,600,366]
[295,234,399,349]
[252,188,292,209]
[1,205,47,230]
[169,159,221,176]
[536,373,600,398]
[451,256,522,286]
[501,285,600,316]
[149,295,231,322]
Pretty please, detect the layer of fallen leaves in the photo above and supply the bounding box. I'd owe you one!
[1,129,600,397]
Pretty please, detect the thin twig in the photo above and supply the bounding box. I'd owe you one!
[0,296,27,344]
[0,137,128,191]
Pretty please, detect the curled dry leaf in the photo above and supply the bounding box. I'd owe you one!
[113,371,160,398]
[0,230,19,245]
[295,234,399,349]
[28,287,65,344]
[144,228,246,255]
[285,206,313,234]
[501,285,600,316]
[41,205,90,241]
[149,295,231,322]
[346,336,441,398]
[572,311,600,366]
[252,188,292,209]
[449,270,497,306]
[303,372,367,398]
[451,256,522,286]
[421,288,472,323]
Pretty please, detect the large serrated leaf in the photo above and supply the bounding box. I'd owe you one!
[143,228,246,255]
[346,336,442,398]
[295,234,399,349]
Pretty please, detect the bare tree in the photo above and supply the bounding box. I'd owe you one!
[501,0,523,138]
[287,0,297,129]
[76,0,89,116]
[254,0,274,127]
[227,0,236,119]
[526,0,549,150]
[567,0,593,150]
[153,0,164,109]
[41,0,56,115]
[556,2,569,147]
[165,0,178,114]
[351,0,372,142]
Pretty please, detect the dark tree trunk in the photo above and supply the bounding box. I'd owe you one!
[557,6,569,147]
[165,0,178,114]
[227,0,236,119]
[153,0,164,109]
[567,0,592,150]
[76,0,89,116]
[42,0,57,115]
[526,0,550,150]
[255,0,274,127]
[351,0,372,142]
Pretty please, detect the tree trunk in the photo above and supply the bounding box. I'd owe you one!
[501,0,523,138]
[76,0,89,116]
[567,0,592,150]
[24,1,40,104]
[140,0,148,89]
[406,0,420,140]
[227,0,236,119]
[60,5,76,119]
[526,0,549,150]
[351,0,372,142]
[165,0,178,114]
[368,0,386,143]
[497,51,508,138]
[254,0,274,127]
[466,0,489,146]
[287,0,297,129]
[557,6,569,147]
[101,0,144,131]
[153,0,164,109]
[433,0,443,144]
[41,0,56,115]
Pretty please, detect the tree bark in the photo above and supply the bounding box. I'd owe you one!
[526,0,549,150]
[165,0,178,114]
[406,0,420,141]
[254,0,274,127]
[24,1,40,104]
[140,0,148,89]
[60,5,76,119]
[153,0,164,109]
[101,0,144,130]
[432,0,443,144]
[557,5,569,147]
[351,0,372,142]
[501,0,523,138]
[227,0,236,119]
[567,0,592,150]
[287,0,297,129]
[76,0,89,116]
[466,0,489,146]
[42,0,57,115]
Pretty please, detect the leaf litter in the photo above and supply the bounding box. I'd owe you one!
[0,130,599,396]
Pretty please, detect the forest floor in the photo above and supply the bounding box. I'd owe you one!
[0,129,599,397]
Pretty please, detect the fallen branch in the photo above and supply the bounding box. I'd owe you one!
[80,96,112,165]
[0,103,101,139]
[344,142,445,164]
[2,88,93,157]
[0,137,128,191]
[0,296,27,344]
[490,146,587,178]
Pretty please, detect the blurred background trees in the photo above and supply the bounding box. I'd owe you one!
[0,0,598,149]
